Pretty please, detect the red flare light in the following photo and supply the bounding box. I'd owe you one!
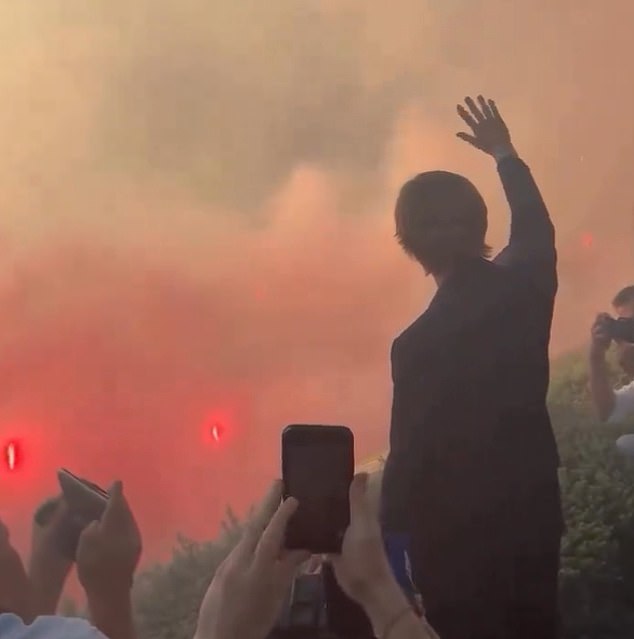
[4,441,20,472]
[210,422,224,443]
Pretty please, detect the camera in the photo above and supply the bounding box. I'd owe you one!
[269,563,374,639]
[605,317,634,343]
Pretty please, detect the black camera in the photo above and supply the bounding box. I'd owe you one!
[269,562,374,639]
[605,317,634,343]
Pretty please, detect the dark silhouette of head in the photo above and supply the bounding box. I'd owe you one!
[394,171,491,278]
[612,286,634,314]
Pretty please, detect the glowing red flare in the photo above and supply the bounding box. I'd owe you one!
[211,423,224,443]
[4,441,18,471]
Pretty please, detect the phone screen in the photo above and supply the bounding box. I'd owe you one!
[282,425,353,553]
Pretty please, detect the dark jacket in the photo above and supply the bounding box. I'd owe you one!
[380,157,562,551]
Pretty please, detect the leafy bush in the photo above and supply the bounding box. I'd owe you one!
[132,351,634,639]
[133,510,243,639]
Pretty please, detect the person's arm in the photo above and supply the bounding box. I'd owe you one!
[589,350,616,422]
[359,579,439,639]
[456,95,556,298]
[29,498,73,616]
[493,154,556,298]
[76,482,141,639]
[588,313,619,422]
[86,590,135,639]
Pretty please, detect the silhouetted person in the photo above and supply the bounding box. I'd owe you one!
[380,96,563,639]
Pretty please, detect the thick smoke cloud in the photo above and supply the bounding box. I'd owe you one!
[1,0,634,566]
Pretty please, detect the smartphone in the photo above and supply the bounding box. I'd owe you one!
[55,469,109,559]
[282,424,354,554]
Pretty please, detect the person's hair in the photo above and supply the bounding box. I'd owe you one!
[394,171,491,275]
[612,286,634,309]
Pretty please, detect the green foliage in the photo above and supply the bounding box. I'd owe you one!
[550,351,634,638]
[133,508,244,639]
[132,351,634,639]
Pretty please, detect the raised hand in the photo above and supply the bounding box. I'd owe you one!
[328,474,394,603]
[456,95,515,159]
[195,481,310,639]
[590,313,613,356]
[76,481,142,599]
[29,497,74,615]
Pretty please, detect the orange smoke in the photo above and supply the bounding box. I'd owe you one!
[1,0,634,569]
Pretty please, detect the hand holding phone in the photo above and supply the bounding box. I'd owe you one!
[55,469,109,560]
[282,424,354,554]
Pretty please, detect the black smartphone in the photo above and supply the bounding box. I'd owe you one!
[55,468,109,559]
[282,424,354,554]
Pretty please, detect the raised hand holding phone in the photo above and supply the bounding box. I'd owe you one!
[55,469,109,560]
[281,425,354,554]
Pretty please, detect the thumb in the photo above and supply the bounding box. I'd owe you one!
[456,132,479,147]
[101,481,129,532]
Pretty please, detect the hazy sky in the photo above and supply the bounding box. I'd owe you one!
[1,0,634,565]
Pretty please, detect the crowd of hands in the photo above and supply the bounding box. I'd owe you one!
[0,474,438,639]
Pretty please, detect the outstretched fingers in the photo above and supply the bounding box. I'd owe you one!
[457,104,478,131]
[477,95,493,119]
[464,96,485,122]
[488,98,503,123]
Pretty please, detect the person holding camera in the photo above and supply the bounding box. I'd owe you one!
[590,287,634,444]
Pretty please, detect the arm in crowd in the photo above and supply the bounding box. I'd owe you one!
[76,481,141,639]
[28,498,73,616]
[0,481,141,639]
[589,313,617,421]
[457,96,557,299]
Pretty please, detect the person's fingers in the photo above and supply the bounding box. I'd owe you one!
[349,473,370,524]
[464,96,484,122]
[488,99,502,121]
[238,480,284,559]
[456,105,478,131]
[100,481,133,535]
[477,95,493,119]
[456,132,479,147]
[255,497,299,567]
